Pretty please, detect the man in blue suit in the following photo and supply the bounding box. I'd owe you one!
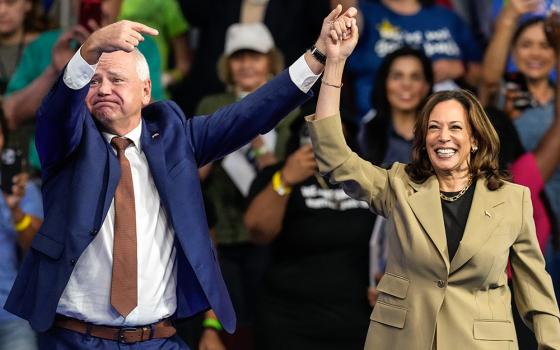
[3,5,357,349]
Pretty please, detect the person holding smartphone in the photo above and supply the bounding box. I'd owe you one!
[0,110,43,350]
[481,0,560,231]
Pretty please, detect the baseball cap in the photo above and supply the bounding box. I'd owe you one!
[224,22,275,56]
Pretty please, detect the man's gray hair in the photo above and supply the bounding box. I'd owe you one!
[132,49,150,81]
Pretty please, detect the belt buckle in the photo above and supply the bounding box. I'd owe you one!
[117,327,140,344]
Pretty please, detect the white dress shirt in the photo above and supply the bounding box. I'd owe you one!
[56,48,321,326]
[57,123,178,326]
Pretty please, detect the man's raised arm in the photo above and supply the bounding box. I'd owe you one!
[36,21,158,170]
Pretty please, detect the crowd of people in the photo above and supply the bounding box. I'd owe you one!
[0,0,560,349]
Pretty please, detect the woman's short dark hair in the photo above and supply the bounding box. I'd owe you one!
[512,16,545,46]
[405,90,509,190]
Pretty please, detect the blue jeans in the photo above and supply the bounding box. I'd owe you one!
[0,318,37,350]
[39,327,190,350]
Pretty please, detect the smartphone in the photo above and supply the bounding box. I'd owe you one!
[504,71,532,110]
[1,148,23,194]
[79,0,102,29]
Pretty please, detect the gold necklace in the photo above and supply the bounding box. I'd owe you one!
[440,177,473,202]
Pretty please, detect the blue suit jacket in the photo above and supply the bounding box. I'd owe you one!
[4,69,310,333]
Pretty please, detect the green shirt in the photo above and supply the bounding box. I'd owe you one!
[119,0,188,71]
[6,29,164,101]
[197,92,299,244]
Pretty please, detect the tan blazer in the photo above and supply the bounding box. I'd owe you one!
[307,114,560,350]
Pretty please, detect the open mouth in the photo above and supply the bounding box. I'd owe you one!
[435,148,457,158]
[525,61,546,70]
[398,95,414,102]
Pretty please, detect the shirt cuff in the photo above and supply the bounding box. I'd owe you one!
[63,48,97,90]
[288,54,321,93]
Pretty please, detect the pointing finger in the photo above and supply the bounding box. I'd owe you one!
[130,22,159,36]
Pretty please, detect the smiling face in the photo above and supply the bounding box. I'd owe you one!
[228,50,270,93]
[512,22,555,82]
[85,51,151,135]
[425,99,476,178]
[386,56,430,114]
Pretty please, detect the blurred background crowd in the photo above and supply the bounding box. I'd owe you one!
[0,0,560,349]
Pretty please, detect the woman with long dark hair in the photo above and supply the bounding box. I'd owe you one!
[360,47,433,166]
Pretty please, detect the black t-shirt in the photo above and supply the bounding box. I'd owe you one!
[248,163,375,339]
[441,182,476,260]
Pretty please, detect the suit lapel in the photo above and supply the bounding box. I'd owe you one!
[140,119,171,217]
[449,178,505,273]
[102,142,120,221]
[407,176,450,270]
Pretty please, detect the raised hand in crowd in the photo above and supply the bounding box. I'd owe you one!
[3,171,41,251]
[3,172,29,215]
[480,0,543,106]
[51,25,93,75]
[508,0,543,16]
[3,22,97,130]
[534,10,560,181]
[545,8,560,49]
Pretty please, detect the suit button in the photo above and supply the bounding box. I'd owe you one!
[437,280,446,288]
[70,258,77,266]
[89,229,98,236]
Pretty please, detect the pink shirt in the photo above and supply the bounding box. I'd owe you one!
[510,153,551,252]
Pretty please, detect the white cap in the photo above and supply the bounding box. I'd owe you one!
[224,22,274,56]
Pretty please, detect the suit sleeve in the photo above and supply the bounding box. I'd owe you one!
[510,187,560,348]
[35,74,89,172]
[186,69,310,167]
[306,113,393,217]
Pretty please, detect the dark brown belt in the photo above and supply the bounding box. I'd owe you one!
[54,315,176,344]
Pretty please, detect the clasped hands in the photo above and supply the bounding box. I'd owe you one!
[316,4,360,64]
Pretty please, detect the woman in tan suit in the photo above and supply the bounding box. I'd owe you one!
[306,9,560,350]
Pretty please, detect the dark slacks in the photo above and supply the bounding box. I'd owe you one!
[39,327,190,350]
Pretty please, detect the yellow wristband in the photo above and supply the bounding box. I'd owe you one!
[272,170,292,196]
[15,214,31,232]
